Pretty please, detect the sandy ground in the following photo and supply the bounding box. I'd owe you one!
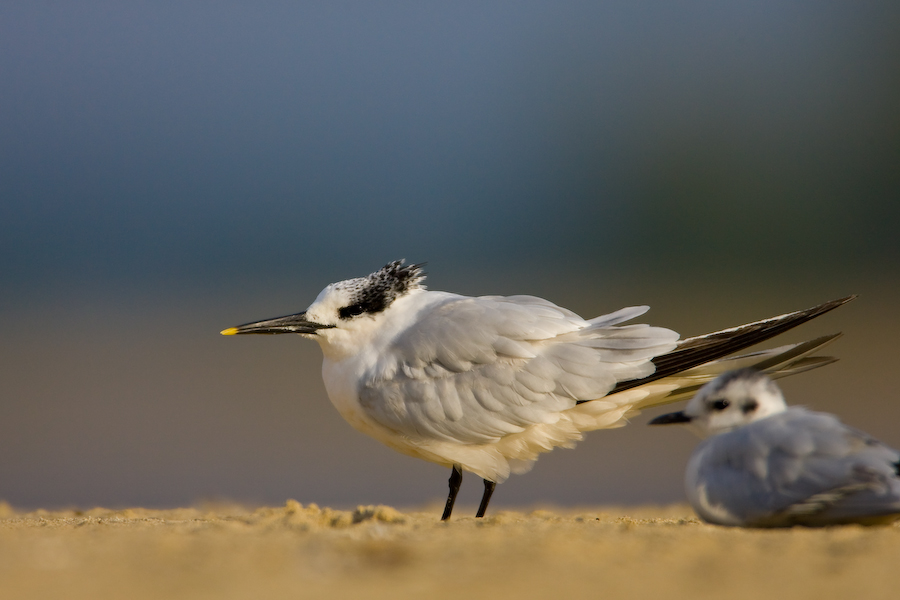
[2,501,899,600]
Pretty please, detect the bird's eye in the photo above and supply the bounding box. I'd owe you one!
[338,303,366,319]
[741,399,759,414]
[710,399,730,411]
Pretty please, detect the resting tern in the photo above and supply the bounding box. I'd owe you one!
[222,260,853,519]
[649,369,900,527]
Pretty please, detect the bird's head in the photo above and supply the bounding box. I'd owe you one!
[221,260,427,354]
[648,368,788,437]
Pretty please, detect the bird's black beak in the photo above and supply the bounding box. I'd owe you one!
[220,311,334,336]
[648,411,693,425]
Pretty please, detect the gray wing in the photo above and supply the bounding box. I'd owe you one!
[694,409,900,526]
[358,295,679,445]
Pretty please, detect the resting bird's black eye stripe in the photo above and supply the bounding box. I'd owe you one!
[336,260,427,320]
[711,399,730,411]
[339,303,367,319]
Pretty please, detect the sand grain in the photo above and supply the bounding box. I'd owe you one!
[1,501,898,599]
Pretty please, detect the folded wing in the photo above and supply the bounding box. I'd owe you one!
[694,409,900,526]
[358,295,679,446]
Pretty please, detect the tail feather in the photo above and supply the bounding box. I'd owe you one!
[608,295,855,395]
[638,334,841,407]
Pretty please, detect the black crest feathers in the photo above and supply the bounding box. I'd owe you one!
[338,260,426,319]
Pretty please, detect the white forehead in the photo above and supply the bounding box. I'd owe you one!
[313,277,365,303]
[306,279,361,316]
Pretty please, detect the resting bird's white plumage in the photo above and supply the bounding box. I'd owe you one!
[650,369,900,527]
[222,260,853,519]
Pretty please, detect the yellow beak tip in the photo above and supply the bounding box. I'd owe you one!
[220,327,239,336]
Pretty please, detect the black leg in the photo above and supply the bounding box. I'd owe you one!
[441,465,463,521]
[476,479,496,518]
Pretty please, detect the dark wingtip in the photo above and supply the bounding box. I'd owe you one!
[608,296,856,396]
[811,295,857,312]
[747,333,842,372]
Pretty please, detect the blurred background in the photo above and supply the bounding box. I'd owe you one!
[1,1,898,511]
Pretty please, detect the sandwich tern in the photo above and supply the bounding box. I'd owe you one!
[222,260,853,519]
[650,369,900,527]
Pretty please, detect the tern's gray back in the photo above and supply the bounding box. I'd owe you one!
[690,408,900,527]
[357,294,678,446]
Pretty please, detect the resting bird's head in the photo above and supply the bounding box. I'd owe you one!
[649,368,788,437]
[220,260,427,354]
